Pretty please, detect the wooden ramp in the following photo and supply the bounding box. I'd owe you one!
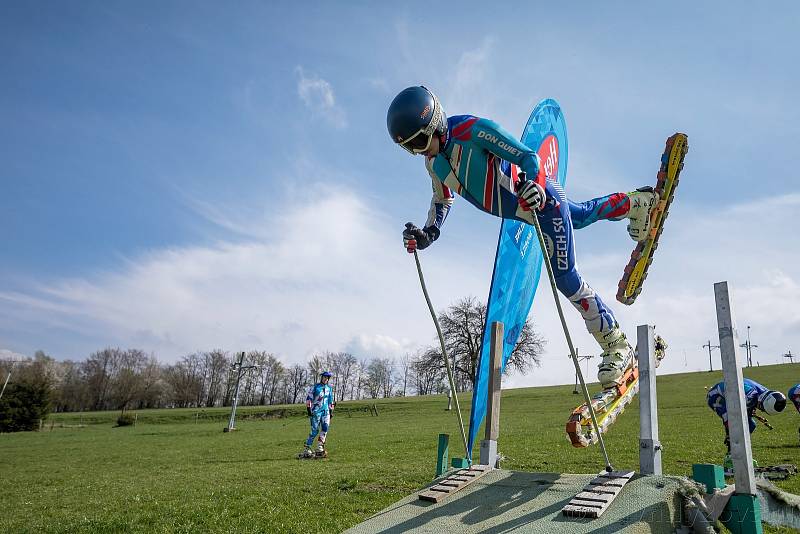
[561,470,635,519]
[418,464,492,503]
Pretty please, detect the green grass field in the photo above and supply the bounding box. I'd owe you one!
[2,364,799,533]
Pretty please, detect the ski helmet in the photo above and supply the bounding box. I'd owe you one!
[759,390,786,415]
[321,371,333,379]
[387,86,447,154]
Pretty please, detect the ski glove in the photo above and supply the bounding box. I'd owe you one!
[517,180,546,212]
[306,406,312,417]
[403,222,440,253]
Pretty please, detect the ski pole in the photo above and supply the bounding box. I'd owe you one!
[753,413,773,430]
[529,208,615,472]
[410,247,470,463]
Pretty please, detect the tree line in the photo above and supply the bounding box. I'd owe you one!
[0,297,545,423]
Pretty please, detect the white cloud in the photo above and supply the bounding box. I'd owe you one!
[0,184,486,366]
[295,67,347,129]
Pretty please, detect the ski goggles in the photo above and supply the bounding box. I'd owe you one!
[398,129,435,154]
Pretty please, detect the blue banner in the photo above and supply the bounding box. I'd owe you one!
[467,99,568,456]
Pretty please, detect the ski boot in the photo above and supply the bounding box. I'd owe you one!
[617,133,688,305]
[298,444,314,459]
[626,187,660,242]
[654,335,667,368]
[315,442,328,459]
[566,328,640,448]
[595,327,635,388]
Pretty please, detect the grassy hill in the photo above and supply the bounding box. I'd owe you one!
[1,363,799,533]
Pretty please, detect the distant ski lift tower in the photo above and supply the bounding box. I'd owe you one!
[739,325,758,367]
[224,352,258,432]
[572,348,594,394]
[702,340,720,372]
[785,350,795,364]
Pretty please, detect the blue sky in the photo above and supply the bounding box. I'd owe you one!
[2,1,799,386]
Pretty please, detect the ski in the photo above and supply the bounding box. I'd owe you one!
[566,366,640,448]
[616,133,688,305]
[566,336,667,448]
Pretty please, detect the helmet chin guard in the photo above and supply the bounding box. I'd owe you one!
[759,390,786,415]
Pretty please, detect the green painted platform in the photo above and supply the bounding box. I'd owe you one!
[345,469,684,534]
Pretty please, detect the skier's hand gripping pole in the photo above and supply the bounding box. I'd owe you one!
[526,188,615,473]
[408,236,470,464]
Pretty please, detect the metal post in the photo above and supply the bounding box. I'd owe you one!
[638,324,662,475]
[480,322,503,467]
[225,352,246,432]
[714,281,756,495]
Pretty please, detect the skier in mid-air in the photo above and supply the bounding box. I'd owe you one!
[789,383,800,445]
[387,85,659,389]
[706,378,786,469]
[300,371,335,459]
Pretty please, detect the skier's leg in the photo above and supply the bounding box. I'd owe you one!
[306,415,320,448]
[568,194,629,230]
[568,189,659,242]
[317,413,330,452]
[537,183,632,387]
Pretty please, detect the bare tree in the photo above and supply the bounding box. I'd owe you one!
[418,296,546,389]
[286,364,308,404]
[399,353,411,397]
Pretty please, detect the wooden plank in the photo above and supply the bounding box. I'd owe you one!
[568,499,606,508]
[439,481,462,488]
[574,491,616,503]
[582,484,624,495]
[562,505,602,519]
[418,491,445,503]
[429,484,456,493]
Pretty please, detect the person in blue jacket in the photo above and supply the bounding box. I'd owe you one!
[789,383,800,445]
[387,86,658,389]
[300,371,335,458]
[707,378,786,467]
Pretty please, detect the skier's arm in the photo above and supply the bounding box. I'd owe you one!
[305,385,314,416]
[472,118,542,185]
[403,164,454,252]
[423,158,455,238]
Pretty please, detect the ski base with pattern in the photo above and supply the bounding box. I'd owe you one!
[617,133,689,305]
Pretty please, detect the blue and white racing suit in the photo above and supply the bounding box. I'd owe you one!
[789,383,800,414]
[423,115,634,336]
[707,379,770,449]
[305,382,334,447]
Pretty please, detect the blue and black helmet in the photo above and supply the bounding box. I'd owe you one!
[321,371,333,379]
[387,86,447,154]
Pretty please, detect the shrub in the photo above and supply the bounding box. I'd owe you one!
[115,413,135,427]
[0,381,52,432]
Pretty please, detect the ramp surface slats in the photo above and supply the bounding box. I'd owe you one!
[562,470,635,519]
[418,465,493,503]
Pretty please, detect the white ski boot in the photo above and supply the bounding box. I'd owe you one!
[594,327,635,388]
[626,187,660,242]
[315,442,327,459]
[298,444,314,459]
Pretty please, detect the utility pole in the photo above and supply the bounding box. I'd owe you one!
[224,352,257,433]
[739,325,758,367]
[702,340,720,372]
[572,348,594,394]
[785,350,795,364]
